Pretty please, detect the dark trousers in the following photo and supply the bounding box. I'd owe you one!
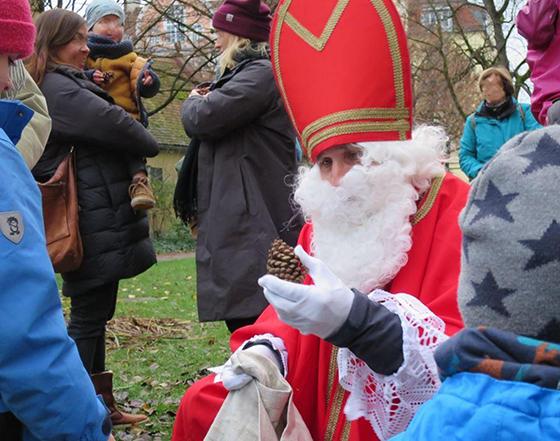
[0,412,22,441]
[127,155,147,177]
[225,316,259,333]
[67,281,119,374]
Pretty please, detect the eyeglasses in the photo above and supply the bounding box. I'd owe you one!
[72,33,88,44]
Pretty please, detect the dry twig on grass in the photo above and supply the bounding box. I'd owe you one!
[107,317,193,348]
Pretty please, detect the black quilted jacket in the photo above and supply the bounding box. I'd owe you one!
[33,66,159,296]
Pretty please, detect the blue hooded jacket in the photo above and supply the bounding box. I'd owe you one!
[391,328,560,441]
[0,100,111,441]
[391,372,560,441]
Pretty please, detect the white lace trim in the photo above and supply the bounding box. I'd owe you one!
[337,289,447,440]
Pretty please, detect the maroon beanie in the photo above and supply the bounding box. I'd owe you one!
[212,0,271,42]
[0,0,36,59]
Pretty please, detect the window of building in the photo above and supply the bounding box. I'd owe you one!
[148,31,161,46]
[421,6,453,32]
[148,166,163,182]
[166,5,186,43]
[473,9,489,28]
[190,23,204,42]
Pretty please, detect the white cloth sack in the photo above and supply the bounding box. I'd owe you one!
[205,350,312,441]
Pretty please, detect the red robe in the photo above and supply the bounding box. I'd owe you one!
[172,173,469,441]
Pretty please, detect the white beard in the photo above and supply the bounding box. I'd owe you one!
[294,155,421,293]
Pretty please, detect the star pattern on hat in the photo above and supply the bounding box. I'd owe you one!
[521,133,560,175]
[519,220,560,270]
[470,181,518,224]
[468,271,515,317]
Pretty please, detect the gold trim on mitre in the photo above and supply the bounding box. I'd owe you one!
[301,108,410,148]
[284,0,350,51]
[272,0,410,160]
[370,0,405,109]
[305,118,411,157]
[272,0,299,139]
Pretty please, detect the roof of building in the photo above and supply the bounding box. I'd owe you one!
[146,92,190,151]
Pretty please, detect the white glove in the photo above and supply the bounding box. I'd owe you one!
[258,245,355,339]
[219,344,282,391]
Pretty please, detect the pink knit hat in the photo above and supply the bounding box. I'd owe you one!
[0,0,36,59]
[212,0,271,42]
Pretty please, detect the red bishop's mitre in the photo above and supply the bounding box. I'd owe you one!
[270,0,413,162]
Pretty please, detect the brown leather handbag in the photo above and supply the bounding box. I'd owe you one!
[37,148,83,273]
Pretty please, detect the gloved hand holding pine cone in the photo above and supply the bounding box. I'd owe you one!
[266,239,306,283]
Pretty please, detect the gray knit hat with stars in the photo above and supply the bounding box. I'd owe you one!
[459,126,560,343]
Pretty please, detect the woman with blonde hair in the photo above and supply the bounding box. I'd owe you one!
[175,0,301,333]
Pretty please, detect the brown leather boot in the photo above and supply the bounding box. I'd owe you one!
[129,176,156,210]
[91,371,148,426]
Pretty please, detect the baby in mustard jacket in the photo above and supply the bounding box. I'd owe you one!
[85,0,159,210]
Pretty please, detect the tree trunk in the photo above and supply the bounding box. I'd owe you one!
[482,0,510,68]
[30,0,45,14]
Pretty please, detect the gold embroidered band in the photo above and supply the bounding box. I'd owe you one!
[306,120,411,157]
[412,175,444,225]
[284,0,350,51]
[302,108,410,146]
[369,0,405,109]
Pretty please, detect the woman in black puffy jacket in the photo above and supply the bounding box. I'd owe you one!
[28,9,158,426]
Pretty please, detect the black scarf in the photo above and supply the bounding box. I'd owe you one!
[173,45,268,228]
[476,96,516,120]
[87,34,134,60]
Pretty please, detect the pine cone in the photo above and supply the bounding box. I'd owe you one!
[266,239,306,283]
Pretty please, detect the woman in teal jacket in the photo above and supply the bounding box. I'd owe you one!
[459,66,541,179]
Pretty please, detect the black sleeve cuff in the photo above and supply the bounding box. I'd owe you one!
[84,69,95,81]
[326,289,404,375]
[242,340,285,376]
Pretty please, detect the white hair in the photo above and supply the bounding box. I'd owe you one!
[357,125,447,194]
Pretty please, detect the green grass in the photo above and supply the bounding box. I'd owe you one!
[60,258,230,440]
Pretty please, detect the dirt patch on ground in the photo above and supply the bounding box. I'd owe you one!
[157,252,195,261]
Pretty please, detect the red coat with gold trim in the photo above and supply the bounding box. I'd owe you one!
[172,172,469,441]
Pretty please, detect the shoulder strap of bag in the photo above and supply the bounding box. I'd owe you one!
[518,104,526,129]
[469,113,476,136]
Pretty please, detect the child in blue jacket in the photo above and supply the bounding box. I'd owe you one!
[0,1,114,440]
[392,126,560,440]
